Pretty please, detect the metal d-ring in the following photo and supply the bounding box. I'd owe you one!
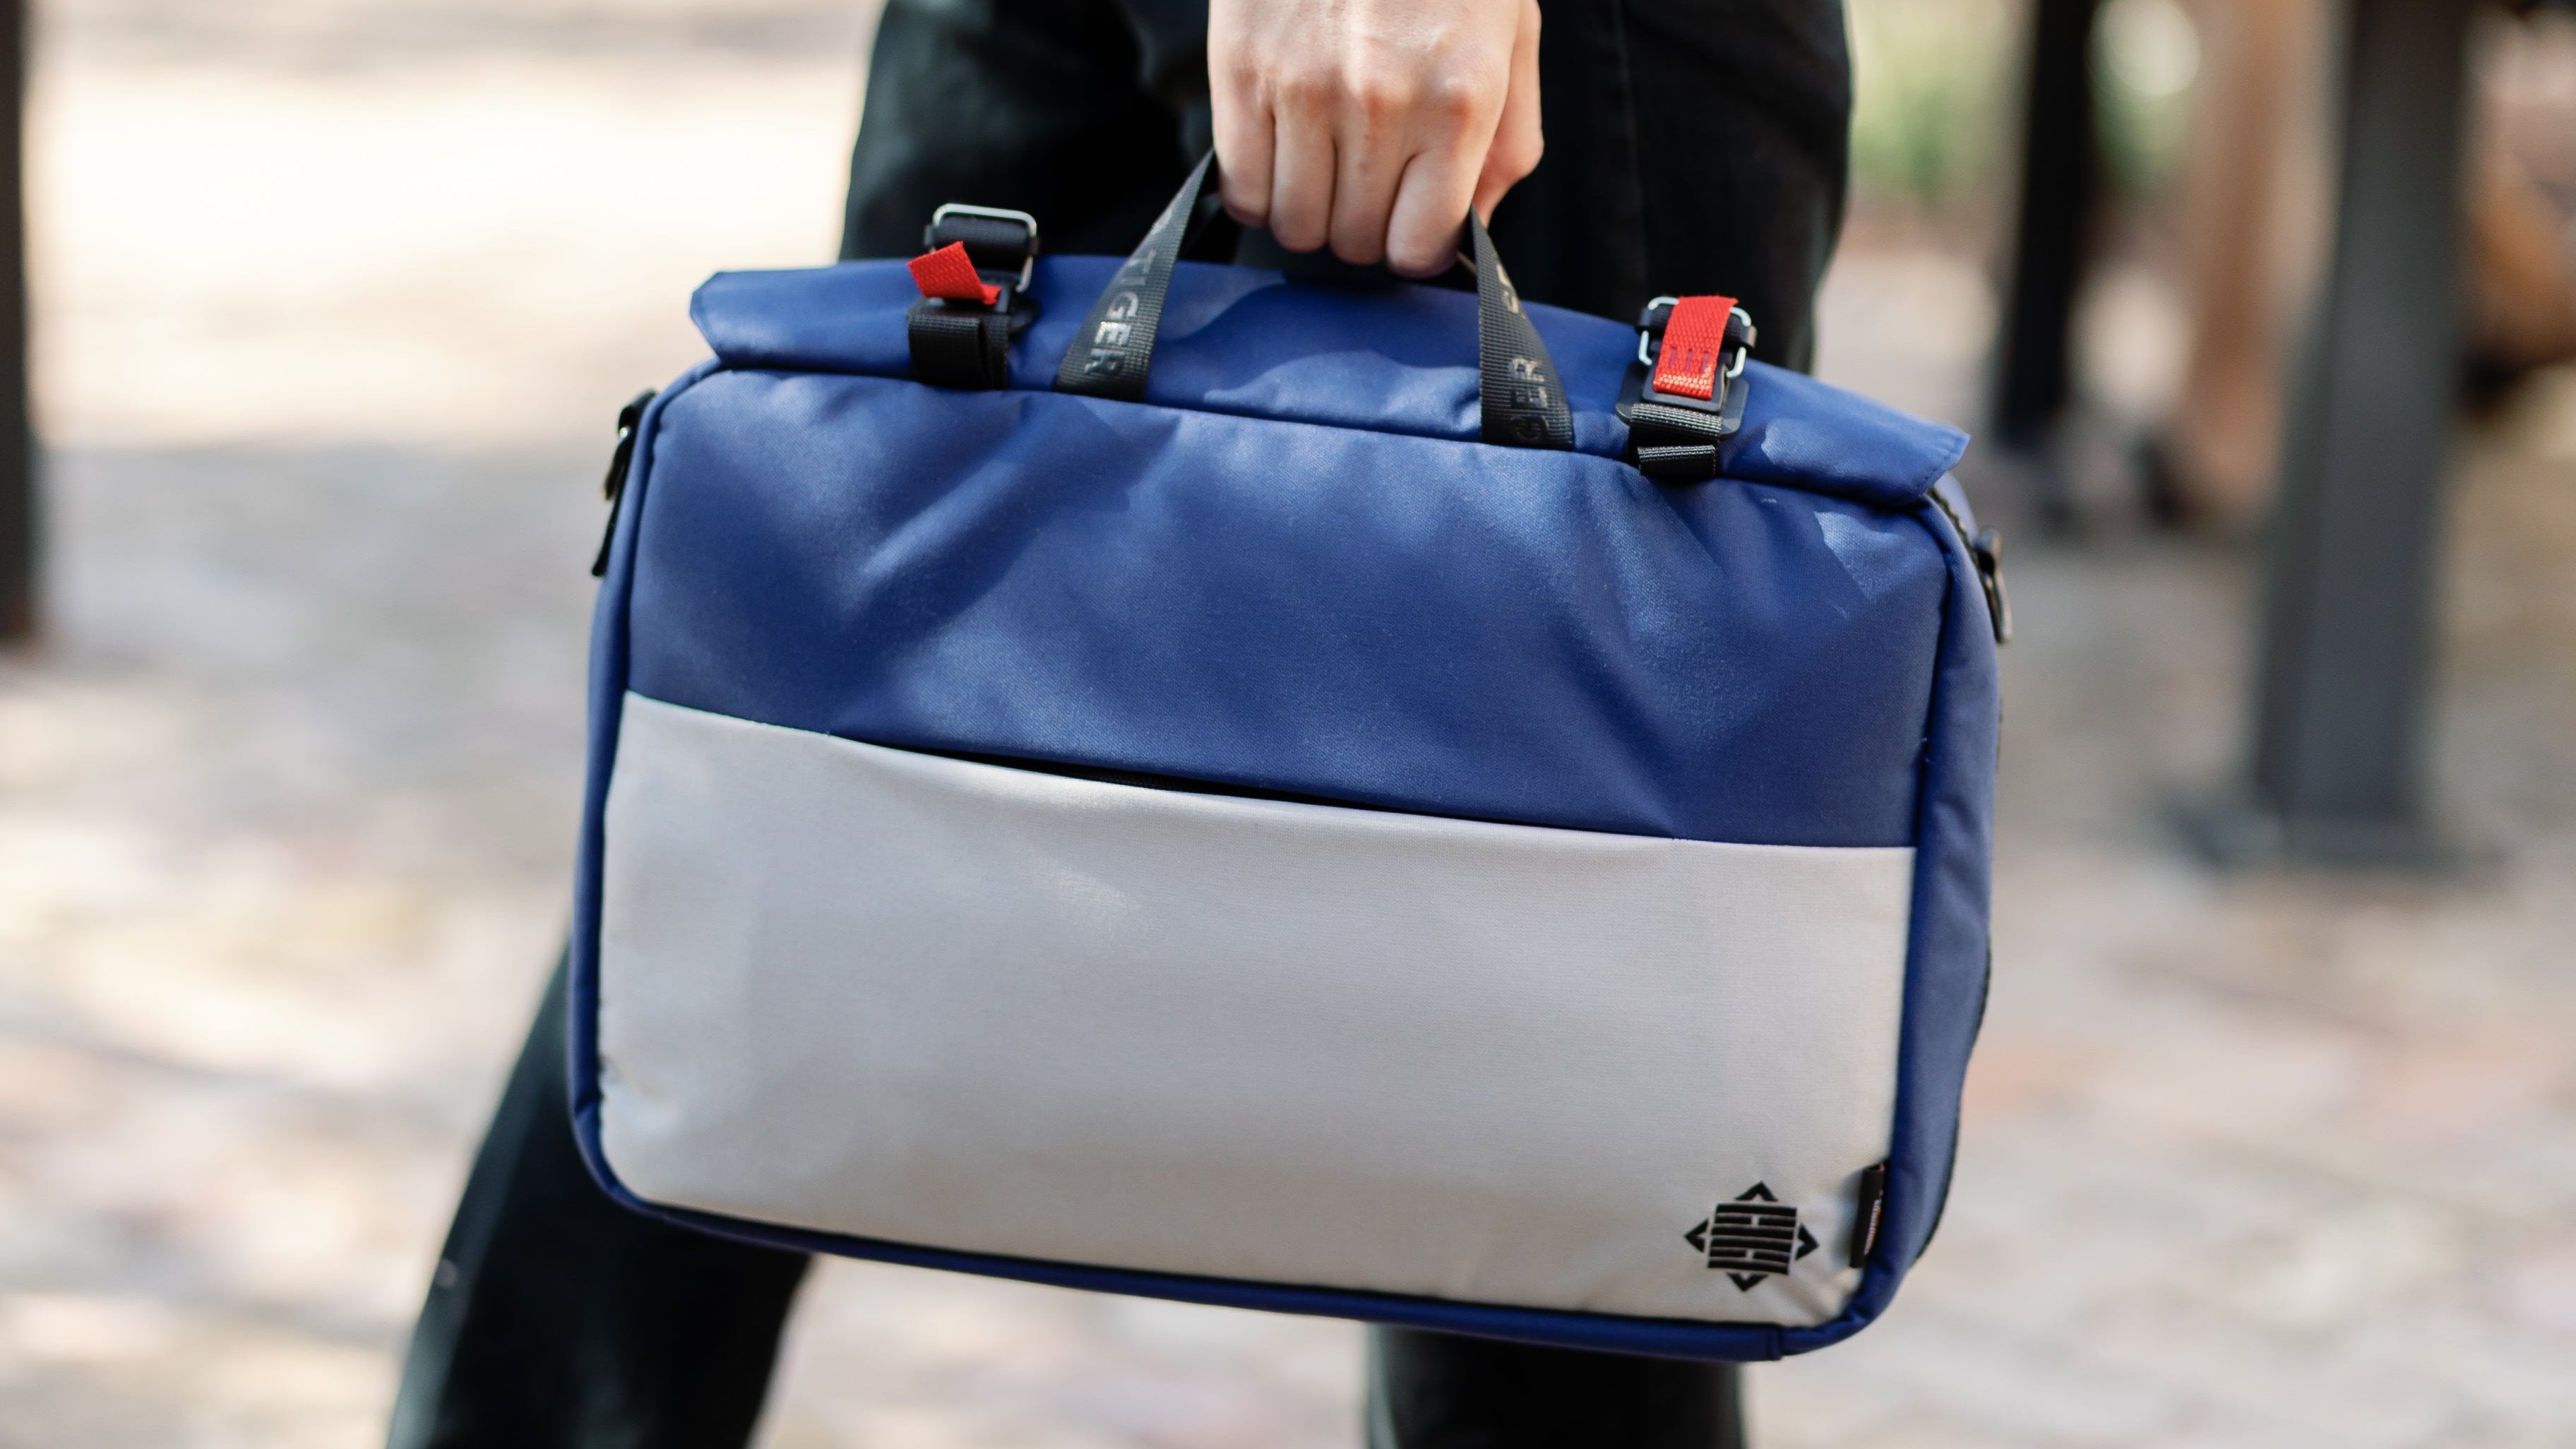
[1636,296,1682,366]
[929,203,1040,290]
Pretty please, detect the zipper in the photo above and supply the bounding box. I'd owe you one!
[1928,487,2010,646]
[590,389,659,578]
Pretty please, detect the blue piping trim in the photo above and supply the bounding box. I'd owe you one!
[1774,486,1998,1356]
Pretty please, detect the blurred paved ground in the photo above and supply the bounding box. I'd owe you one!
[3,2,2574,1446]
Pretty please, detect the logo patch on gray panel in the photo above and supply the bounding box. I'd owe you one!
[1686,1183,1820,1291]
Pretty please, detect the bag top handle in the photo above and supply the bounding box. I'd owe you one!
[1051,154,1574,452]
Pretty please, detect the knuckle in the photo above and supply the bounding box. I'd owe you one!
[1349,69,1417,122]
[1275,67,1337,112]
[1423,75,1486,124]
[1216,49,1263,88]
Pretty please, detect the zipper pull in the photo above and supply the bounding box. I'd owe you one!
[1851,1161,1890,1268]
[1929,487,2012,647]
[1969,525,2011,646]
[590,390,657,578]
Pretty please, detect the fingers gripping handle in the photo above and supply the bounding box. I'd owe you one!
[1053,154,1574,451]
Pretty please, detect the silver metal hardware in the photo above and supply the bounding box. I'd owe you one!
[1636,297,1681,365]
[929,203,1041,289]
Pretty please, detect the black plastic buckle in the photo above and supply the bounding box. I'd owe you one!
[1616,297,1755,482]
[907,203,1042,390]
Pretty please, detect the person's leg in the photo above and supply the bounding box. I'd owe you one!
[1489,0,1851,372]
[385,961,811,1449]
[840,0,1202,261]
[1366,1328,1748,1449]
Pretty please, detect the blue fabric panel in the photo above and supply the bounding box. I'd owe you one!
[622,369,1948,847]
[1779,491,1998,1355]
[691,258,1967,508]
[1726,366,1969,511]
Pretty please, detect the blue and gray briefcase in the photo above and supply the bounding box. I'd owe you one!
[572,159,2003,1361]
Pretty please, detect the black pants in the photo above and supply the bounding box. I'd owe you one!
[390,4,1842,1441]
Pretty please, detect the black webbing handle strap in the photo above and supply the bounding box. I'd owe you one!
[1055,155,1574,451]
[1469,211,1574,448]
[1051,154,1215,400]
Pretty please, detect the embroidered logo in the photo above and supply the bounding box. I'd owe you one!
[1686,1183,1820,1291]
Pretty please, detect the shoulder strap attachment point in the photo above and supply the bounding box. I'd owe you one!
[1618,297,1756,481]
[907,203,1042,390]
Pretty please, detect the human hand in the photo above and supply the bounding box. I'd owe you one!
[1207,0,1543,278]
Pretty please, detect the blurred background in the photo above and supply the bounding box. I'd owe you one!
[1,0,2574,1443]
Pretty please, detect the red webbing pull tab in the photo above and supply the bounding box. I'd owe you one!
[909,241,1001,306]
[1651,294,1736,401]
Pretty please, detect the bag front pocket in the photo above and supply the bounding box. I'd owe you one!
[596,691,1913,1327]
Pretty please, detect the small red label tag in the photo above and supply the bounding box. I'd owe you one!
[1651,294,1736,401]
[909,242,1001,306]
